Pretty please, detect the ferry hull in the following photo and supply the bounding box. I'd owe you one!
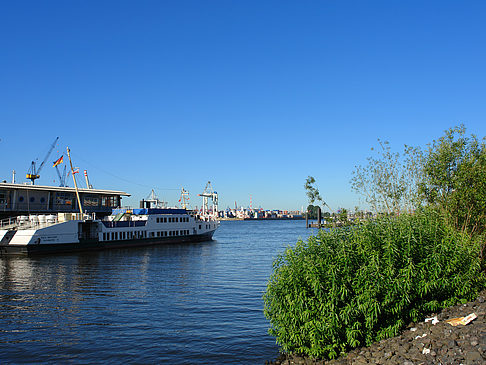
[0,231,215,256]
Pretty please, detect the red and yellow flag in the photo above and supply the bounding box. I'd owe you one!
[53,155,63,167]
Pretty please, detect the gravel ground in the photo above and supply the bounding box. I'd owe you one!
[266,290,486,365]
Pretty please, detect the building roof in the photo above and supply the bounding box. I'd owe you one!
[0,182,131,196]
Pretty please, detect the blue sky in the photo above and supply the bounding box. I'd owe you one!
[1,1,485,211]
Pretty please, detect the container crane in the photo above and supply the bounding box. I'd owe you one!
[26,137,59,184]
[198,181,218,217]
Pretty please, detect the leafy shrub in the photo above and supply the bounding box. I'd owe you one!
[263,208,485,359]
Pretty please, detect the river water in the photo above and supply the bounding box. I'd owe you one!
[0,220,316,364]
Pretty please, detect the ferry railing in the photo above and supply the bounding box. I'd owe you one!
[0,217,18,230]
[0,216,60,231]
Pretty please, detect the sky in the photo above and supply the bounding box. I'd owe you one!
[1,1,485,211]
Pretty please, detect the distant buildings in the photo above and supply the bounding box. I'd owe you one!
[219,207,304,220]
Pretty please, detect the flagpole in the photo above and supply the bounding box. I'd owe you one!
[66,147,84,217]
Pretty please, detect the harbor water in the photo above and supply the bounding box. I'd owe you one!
[0,220,316,364]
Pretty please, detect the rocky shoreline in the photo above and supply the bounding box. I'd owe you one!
[266,290,486,365]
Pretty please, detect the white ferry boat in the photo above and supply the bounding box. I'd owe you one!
[0,207,219,256]
[1,147,220,256]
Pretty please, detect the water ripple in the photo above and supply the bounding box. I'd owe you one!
[0,220,316,364]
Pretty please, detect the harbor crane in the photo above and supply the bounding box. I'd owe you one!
[26,137,59,184]
[54,164,67,187]
[198,181,218,217]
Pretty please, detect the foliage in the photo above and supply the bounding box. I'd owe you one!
[304,176,333,213]
[263,209,485,360]
[419,125,486,236]
[306,205,320,219]
[351,140,423,214]
[336,208,348,225]
[304,176,323,206]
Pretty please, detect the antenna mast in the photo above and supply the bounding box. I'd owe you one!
[84,170,93,189]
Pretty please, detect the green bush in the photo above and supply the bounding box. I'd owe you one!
[263,209,485,359]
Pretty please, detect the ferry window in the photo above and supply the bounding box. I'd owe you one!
[103,233,106,240]
[19,196,24,202]
[199,225,201,229]
[40,197,45,203]
[30,197,35,203]
[102,196,117,207]
[84,196,99,207]
[56,193,74,206]
[164,217,167,223]
[175,218,178,223]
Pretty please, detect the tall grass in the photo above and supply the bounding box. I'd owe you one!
[263,208,485,359]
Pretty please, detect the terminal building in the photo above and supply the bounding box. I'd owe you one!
[0,182,130,220]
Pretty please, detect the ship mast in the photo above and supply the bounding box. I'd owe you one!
[180,188,189,209]
[66,147,84,217]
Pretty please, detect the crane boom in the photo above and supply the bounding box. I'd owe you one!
[26,137,60,184]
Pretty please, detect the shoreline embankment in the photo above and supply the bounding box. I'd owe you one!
[266,290,486,365]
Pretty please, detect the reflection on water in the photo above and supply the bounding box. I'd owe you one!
[0,220,315,364]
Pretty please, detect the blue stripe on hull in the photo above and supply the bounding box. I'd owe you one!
[0,231,215,256]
